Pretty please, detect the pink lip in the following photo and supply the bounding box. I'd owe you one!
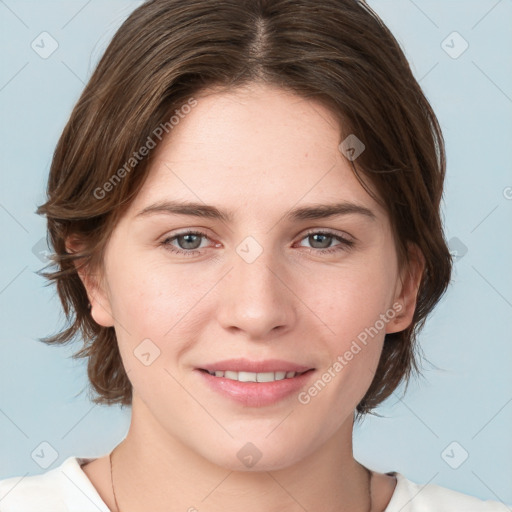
[195,360,315,407]
[198,358,313,373]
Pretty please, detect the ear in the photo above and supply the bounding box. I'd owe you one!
[65,236,115,328]
[386,242,425,334]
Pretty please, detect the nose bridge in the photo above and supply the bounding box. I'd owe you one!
[216,238,295,339]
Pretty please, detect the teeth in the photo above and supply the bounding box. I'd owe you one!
[207,370,301,382]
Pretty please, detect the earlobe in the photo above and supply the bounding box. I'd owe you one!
[386,243,425,334]
[84,280,115,328]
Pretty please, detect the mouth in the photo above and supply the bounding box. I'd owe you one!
[195,360,316,407]
[198,368,313,382]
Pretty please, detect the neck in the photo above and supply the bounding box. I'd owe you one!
[111,396,372,512]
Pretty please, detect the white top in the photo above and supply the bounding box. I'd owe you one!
[0,456,509,511]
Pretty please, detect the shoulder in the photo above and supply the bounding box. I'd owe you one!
[386,472,511,512]
[0,456,109,512]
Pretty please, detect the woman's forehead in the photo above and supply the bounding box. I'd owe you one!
[126,84,385,221]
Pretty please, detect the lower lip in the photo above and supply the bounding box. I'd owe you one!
[196,369,315,407]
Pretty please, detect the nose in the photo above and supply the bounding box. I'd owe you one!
[215,244,297,340]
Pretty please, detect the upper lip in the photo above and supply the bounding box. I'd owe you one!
[198,358,314,373]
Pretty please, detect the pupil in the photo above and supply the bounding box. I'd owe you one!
[181,234,201,249]
[311,234,330,249]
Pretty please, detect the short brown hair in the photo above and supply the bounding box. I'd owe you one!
[36,0,452,418]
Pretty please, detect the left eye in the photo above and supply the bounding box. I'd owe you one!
[161,230,355,256]
[296,231,355,254]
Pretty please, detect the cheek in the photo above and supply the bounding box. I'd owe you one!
[298,255,396,349]
[109,271,165,333]
[297,270,391,420]
[106,255,216,354]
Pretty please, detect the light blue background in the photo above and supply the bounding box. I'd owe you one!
[1,0,511,505]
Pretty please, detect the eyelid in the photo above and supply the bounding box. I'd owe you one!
[299,227,355,242]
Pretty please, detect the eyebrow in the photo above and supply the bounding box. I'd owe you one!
[135,200,377,223]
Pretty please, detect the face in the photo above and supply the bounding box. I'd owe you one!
[82,83,420,471]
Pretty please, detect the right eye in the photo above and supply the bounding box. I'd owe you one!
[161,230,213,257]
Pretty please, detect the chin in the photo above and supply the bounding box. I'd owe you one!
[201,436,309,473]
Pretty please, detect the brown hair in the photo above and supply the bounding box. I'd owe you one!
[36,0,452,419]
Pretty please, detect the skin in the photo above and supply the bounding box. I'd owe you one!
[75,82,424,511]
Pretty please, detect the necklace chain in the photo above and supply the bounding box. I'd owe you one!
[110,448,121,512]
[109,446,373,512]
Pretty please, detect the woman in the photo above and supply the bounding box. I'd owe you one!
[0,0,508,510]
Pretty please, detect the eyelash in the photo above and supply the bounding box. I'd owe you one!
[160,229,355,257]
